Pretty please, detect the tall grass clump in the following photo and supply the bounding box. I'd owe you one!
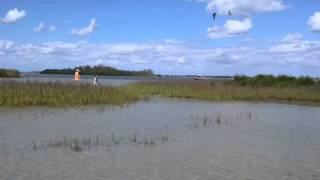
[234,74,316,87]
[1,76,320,107]
[125,79,320,104]
[0,81,140,107]
[0,69,20,78]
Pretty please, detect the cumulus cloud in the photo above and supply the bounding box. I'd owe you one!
[308,12,320,32]
[33,22,57,32]
[207,18,252,39]
[197,0,286,16]
[0,40,14,54]
[270,33,319,53]
[281,33,303,43]
[1,8,26,24]
[48,25,57,32]
[192,0,286,40]
[243,37,253,43]
[71,19,97,36]
[33,22,45,32]
[1,36,320,75]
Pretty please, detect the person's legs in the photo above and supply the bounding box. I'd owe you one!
[74,80,80,85]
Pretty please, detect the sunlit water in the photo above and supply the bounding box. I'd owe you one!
[0,97,319,180]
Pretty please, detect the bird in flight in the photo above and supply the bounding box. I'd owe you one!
[212,12,217,20]
[212,10,231,21]
[211,1,232,21]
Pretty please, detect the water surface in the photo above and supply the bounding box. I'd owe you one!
[0,98,319,180]
[1,73,231,86]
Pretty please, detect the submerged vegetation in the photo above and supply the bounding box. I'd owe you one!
[40,65,155,77]
[0,74,320,107]
[33,133,168,152]
[189,112,256,129]
[0,69,20,78]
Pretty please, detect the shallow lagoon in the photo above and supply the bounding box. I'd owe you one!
[0,97,320,180]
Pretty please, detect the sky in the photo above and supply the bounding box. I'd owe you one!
[0,0,320,76]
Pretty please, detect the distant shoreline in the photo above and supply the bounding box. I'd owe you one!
[0,69,20,78]
[40,65,155,77]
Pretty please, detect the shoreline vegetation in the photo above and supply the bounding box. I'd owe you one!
[0,81,140,107]
[0,74,320,107]
[40,65,155,77]
[0,69,20,78]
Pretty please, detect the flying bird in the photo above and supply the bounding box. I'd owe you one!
[212,12,217,20]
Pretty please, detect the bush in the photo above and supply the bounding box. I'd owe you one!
[233,74,316,87]
[0,69,20,78]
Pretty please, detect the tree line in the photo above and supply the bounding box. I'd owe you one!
[40,65,155,76]
[0,69,20,78]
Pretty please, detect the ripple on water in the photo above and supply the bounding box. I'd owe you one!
[0,97,320,180]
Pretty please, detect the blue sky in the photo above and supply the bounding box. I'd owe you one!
[0,0,320,76]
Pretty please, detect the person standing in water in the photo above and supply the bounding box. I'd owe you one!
[74,69,80,84]
[93,74,98,86]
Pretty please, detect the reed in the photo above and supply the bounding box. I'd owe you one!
[0,80,140,107]
[38,133,168,152]
[126,80,320,104]
[216,113,222,125]
[1,79,320,107]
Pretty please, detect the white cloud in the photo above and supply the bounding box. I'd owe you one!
[33,22,45,32]
[308,12,320,32]
[71,19,97,36]
[1,8,26,24]
[48,25,57,32]
[281,33,303,43]
[163,39,183,44]
[33,23,57,32]
[0,40,14,50]
[0,40,14,55]
[197,0,286,16]
[1,36,320,76]
[207,18,252,39]
[243,37,253,43]
[177,56,186,64]
[270,34,319,53]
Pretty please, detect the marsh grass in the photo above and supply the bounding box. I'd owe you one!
[234,74,317,86]
[189,112,256,129]
[34,133,168,152]
[0,81,140,107]
[2,79,320,107]
[32,140,37,150]
[126,80,320,104]
[161,135,169,142]
[47,136,85,151]
[216,113,222,125]
[189,114,218,128]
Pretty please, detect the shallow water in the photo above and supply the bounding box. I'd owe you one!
[0,98,320,180]
[1,73,150,86]
[1,73,231,86]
